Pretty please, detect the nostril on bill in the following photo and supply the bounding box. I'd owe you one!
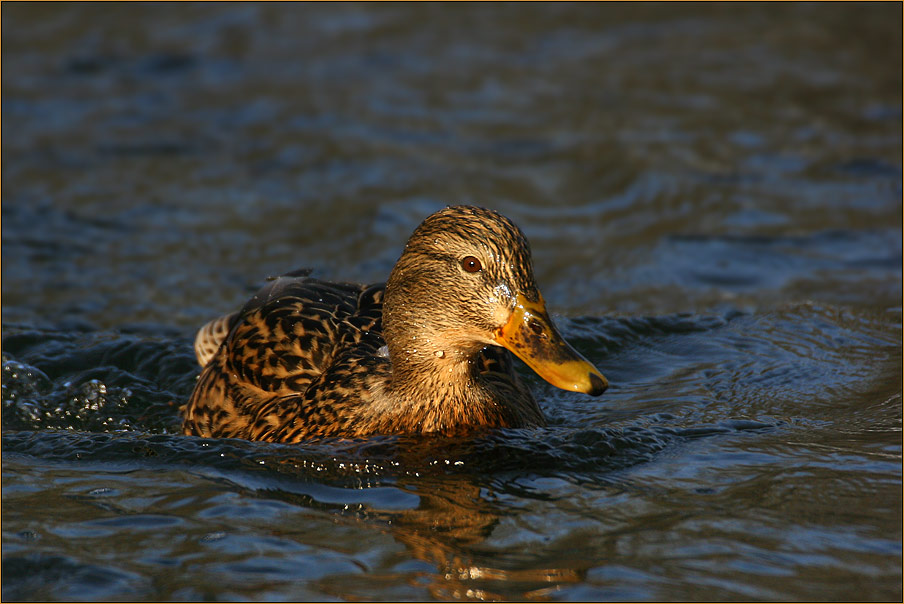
[528,320,545,337]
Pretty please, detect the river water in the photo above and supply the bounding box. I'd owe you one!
[2,3,901,601]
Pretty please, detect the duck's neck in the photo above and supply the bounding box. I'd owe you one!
[389,339,478,392]
[388,320,477,385]
[381,329,506,431]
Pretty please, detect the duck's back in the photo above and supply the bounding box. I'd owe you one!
[182,273,385,440]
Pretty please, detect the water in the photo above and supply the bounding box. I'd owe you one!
[2,3,901,601]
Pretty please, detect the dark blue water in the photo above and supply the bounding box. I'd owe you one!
[3,3,901,601]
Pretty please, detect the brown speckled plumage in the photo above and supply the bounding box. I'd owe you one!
[182,206,606,442]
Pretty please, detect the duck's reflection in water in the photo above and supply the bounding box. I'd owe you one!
[258,451,585,601]
[385,473,585,600]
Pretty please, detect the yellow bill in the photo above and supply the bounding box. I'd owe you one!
[493,293,608,396]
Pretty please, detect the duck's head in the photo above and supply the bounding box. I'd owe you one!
[383,205,607,396]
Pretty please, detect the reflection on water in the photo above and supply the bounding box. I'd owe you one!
[2,1,902,601]
[385,476,580,601]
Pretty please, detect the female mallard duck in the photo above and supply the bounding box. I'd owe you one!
[182,205,607,442]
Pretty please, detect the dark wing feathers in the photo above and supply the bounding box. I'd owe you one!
[182,275,386,440]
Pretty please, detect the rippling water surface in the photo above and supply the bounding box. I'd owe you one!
[2,3,901,601]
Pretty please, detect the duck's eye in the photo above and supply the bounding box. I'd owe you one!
[461,256,482,273]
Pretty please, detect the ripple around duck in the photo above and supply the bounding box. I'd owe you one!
[2,411,783,509]
[3,302,892,465]
[0,312,788,502]
[0,309,738,435]
[2,325,196,434]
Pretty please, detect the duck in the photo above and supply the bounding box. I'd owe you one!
[181,205,607,442]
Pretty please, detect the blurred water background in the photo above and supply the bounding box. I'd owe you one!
[2,2,901,601]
